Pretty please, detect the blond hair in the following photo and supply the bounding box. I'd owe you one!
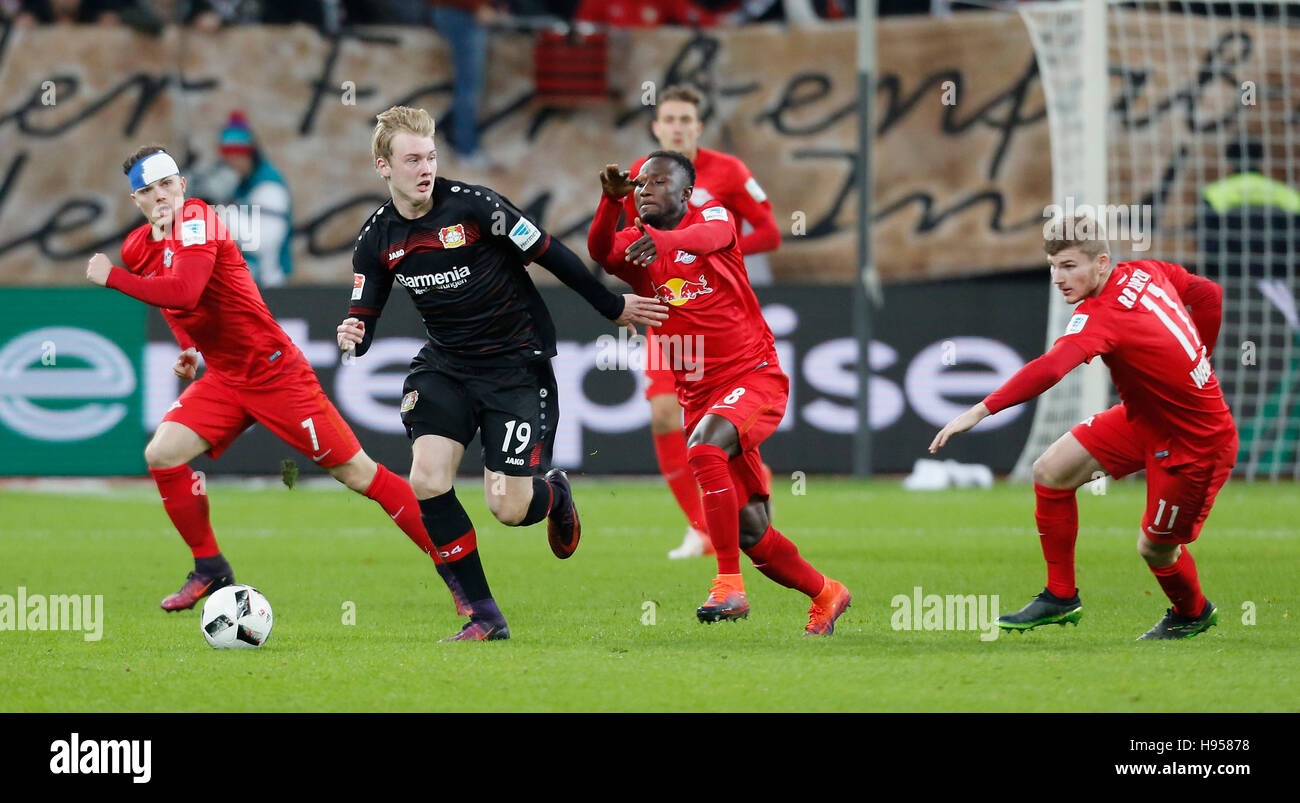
[371,106,435,163]
[1044,211,1110,259]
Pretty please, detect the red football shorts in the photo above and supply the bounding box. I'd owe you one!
[683,362,789,505]
[643,338,677,400]
[1071,403,1237,544]
[162,354,361,468]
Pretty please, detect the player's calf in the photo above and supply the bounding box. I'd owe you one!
[326,450,377,492]
[484,471,533,525]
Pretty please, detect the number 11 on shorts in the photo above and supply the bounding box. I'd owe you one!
[1153,498,1180,529]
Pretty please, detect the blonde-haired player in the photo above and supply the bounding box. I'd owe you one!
[338,106,668,640]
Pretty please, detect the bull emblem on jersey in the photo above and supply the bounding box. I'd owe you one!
[655,275,713,307]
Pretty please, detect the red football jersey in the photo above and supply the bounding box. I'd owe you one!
[985,259,1234,463]
[625,148,778,256]
[109,198,300,385]
[590,195,776,406]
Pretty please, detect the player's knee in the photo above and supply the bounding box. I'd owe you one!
[1137,532,1180,565]
[409,469,453,500]
[144,438,180,469]
[1032,454,1069,488]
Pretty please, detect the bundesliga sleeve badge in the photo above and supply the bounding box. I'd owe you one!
[352,273,365,301]
[180,218,206,247]
[508,217,541,252]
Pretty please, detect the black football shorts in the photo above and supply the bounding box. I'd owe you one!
[400,353,558,476]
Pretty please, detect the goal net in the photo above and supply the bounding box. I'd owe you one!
[1015,0,1300,481]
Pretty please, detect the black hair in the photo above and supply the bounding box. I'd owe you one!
[644,150,696,188]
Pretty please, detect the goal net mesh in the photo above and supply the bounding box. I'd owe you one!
[1015,0,1300,481]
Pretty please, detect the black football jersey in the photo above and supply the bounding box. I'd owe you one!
[349,177,558,364]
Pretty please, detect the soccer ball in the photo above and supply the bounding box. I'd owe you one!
[200,585,273,649]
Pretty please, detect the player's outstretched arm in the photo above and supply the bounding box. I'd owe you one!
[984,340,1089,411]
[90,248,216,311]
[614,294,670,333]
[929,402,991,453]
[536,237,667,328]
[931,339,1091,452]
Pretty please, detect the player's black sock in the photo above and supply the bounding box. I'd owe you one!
[194,554,232,578]
[515,477,558,527]
[418,489,493,604]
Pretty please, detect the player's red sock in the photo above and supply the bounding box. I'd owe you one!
[744,526,824,597]
[654,429,707,532]
[150,464,219,559]
[1034,483,1079,598]
[1149,546,1207,617]
[687,443,740,574]
[364,463,437,558]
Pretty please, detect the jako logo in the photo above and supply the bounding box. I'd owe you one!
[388,249,405,260]
[0,327,135,441]
[50,733,151,783]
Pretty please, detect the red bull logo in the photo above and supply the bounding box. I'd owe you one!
[655,274,713,307]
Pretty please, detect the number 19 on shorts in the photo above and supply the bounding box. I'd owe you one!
[502,419,532,454]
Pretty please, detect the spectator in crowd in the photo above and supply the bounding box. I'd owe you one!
[2,0,125,25]
[430,1,503,170]
[112,0,308,34]
[217,110,295,286]
[109,0,236,34]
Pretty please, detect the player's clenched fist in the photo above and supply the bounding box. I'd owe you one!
[86,253,113,287]
[173,347,199,380]
[337,317,365,351]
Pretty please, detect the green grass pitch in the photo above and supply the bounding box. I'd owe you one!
[1,477,1296,712]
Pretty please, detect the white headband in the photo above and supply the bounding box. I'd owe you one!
[129,152,180,191]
